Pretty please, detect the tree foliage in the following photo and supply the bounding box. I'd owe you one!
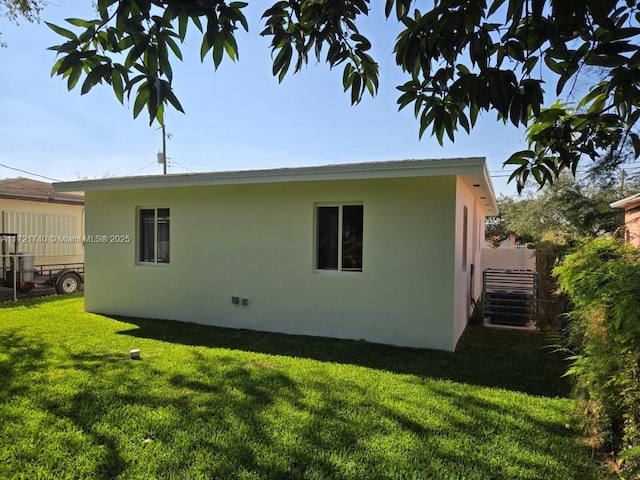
[0,0,44,22]
[47,1,640,188]
[490,170,632,243]
[0,0,46,46]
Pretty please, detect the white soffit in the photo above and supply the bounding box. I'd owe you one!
[460,164,499,215]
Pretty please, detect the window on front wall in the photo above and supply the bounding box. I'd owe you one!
[139,208,170,264]
[316,204,363,272]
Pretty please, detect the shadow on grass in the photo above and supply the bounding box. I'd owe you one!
[0,331,128,479]
[0,330,47,400]
[0,332,335,478]
[112,315,570,398]
[0,294,570,397]
[0,326,599,479]
[0,292,83,309]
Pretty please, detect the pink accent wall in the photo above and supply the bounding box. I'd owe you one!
[624,205,640,248]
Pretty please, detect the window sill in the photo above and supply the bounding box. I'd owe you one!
[313,269,363,277]
[136,262,171,267]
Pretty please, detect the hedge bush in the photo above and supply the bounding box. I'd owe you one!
[554,238,640,477]
[536,240,572,330]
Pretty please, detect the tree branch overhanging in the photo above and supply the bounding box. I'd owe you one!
[45,0,640,191]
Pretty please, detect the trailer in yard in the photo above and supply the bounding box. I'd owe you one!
[0,233,84,294]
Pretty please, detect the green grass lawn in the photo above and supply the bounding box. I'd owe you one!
[0,295,606,479]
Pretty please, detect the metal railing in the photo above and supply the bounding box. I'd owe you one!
[0,253,84,302]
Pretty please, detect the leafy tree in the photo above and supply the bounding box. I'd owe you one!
[494,195,553,243]
[0,0,44,22]
[492,170,632,243]
[0,0,46,46]
[47,1,640,189]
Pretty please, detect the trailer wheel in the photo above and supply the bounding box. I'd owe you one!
[56,272,81,294]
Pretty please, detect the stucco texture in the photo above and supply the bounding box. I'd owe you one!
[624,206,640,248]
[452,177,487,346]
[83,176,468,351]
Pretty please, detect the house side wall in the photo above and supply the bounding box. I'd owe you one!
[624,204,640,248]
[473,198,486,299]
[0,198,84,265]
[452,178,486,347]
[84,176,458,351]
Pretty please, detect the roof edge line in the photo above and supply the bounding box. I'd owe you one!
[54,158,487,192]
[0,193,84,204]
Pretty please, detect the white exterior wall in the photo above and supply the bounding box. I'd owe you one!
[84,176,461,351]
[481,248,536,271]
[452,177,487,347]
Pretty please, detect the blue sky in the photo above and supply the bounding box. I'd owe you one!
[0,2,533,195]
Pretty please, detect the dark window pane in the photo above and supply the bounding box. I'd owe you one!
[139,209,155,262]
[157,208,170,263]
[317,206,338,270]
[342,205,363,271]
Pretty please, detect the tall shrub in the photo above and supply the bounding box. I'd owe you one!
[536,240,572,330]
[555,238,640,477]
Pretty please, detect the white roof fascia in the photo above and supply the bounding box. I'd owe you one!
[481,162,499,213]
[610,193,640,209]
[54,158,488,193]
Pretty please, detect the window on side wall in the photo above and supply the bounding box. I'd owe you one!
[462,205,468,271]
[138,208,170,264]
[316,204,363,273]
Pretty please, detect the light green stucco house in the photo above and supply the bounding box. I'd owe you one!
[55,158,497,352]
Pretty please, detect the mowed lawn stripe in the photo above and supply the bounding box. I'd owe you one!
[0,295,604,479]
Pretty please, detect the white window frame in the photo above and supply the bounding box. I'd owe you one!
[314,202,364,275]
[136,207,170,265]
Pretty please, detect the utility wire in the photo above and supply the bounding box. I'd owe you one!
[0,163,62,182]
[170,159,194,172]
[124,161,158,176]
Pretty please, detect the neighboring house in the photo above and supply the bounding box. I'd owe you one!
[54,158,497,352]
[0,178,84,265]
[611,193,640,248]
[485,234,527,249]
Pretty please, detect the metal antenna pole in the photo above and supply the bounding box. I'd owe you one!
[162,124,167,175]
